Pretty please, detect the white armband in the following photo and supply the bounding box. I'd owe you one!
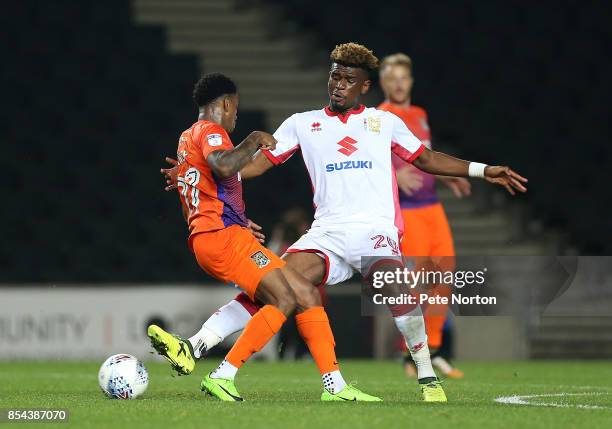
[468,162,487,178]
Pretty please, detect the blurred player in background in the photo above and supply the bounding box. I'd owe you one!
[161,43,527,403]
[149,73,379,402]
[378,53,469,378]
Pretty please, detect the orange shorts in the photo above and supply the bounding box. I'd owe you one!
[401,202,455,270]
[400,202,455,348]
[190,225,285,300]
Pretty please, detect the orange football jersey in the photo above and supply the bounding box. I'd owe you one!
[378,102,438,208]
[176,120,248,238]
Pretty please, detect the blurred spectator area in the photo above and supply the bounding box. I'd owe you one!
[1,0,611,283]
[267,0,612,253]
[1,1,313,282]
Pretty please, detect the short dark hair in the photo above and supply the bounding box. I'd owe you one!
[192,73,237,107]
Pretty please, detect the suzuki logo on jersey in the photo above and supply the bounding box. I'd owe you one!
[325,160,373,172]
[337,136,358,156]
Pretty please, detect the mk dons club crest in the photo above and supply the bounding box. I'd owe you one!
[251,251,270,268]
[365,116,381,134]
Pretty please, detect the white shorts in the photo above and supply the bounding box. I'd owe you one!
[286,223,402,286]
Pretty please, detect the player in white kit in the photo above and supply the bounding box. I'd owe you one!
[262,101,420,285]
[160,43,527,402]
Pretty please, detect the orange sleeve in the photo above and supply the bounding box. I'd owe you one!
[198,123,234,160]
[422,108,430,125]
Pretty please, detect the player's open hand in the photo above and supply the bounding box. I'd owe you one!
[160,157,179,191]
[484,166,528,195]
[247,219,266,243]
[396,166,424,195]
[440,176,472,198]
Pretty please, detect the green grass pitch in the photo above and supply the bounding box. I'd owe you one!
[1,360,611,429]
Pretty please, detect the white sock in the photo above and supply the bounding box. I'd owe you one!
[432,356,453,374]
[393,307,436,380]
[188,326,222,359]
[322,370,347,394]
[408,341,436,381]
[210,359,238,380]
[189,299,253,358]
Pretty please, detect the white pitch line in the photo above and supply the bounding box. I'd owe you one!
[468,381,612,391]
[495,392,611,410]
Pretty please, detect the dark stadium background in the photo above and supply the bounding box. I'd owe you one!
[3,6,612,426]
[2,0,611,286]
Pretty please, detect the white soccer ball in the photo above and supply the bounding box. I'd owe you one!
[98,354,149,399]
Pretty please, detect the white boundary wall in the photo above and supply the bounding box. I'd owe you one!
[0,284,524,360]
[0,285,247,360]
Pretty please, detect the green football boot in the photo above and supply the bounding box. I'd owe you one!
[147,324,195,375]
[201,373,244,402]
[321,384,382,402]
[420,379,447,402]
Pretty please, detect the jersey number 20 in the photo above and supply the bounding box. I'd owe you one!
[177,167,201,216]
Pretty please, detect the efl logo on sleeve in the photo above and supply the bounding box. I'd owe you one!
[207,134,223,146]
[250,251,271,268]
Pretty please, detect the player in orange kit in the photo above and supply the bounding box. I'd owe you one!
[378,53,469,378]
[148,72,379,402]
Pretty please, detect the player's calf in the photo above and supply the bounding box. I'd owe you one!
[204,269,294,400]
[188,295,256,359]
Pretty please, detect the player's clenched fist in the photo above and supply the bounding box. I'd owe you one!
[248,131,277,151]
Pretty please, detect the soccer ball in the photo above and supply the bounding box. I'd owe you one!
[98,354,148,399]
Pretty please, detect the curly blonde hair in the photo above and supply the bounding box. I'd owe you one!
[330,43,379,71]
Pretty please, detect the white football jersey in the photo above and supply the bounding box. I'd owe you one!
[264,105,425,235]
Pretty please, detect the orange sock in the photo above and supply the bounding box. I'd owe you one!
[424,315,445,349]
[424,286,451,349]
[296,307,339,374]
[225,305,286,368]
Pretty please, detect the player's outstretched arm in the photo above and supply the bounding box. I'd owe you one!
[160,132,276,189]
[208,131,276,179]
[413,148,528,195]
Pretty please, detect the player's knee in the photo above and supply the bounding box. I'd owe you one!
[274,286,297,315]
[294,283,321,309]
